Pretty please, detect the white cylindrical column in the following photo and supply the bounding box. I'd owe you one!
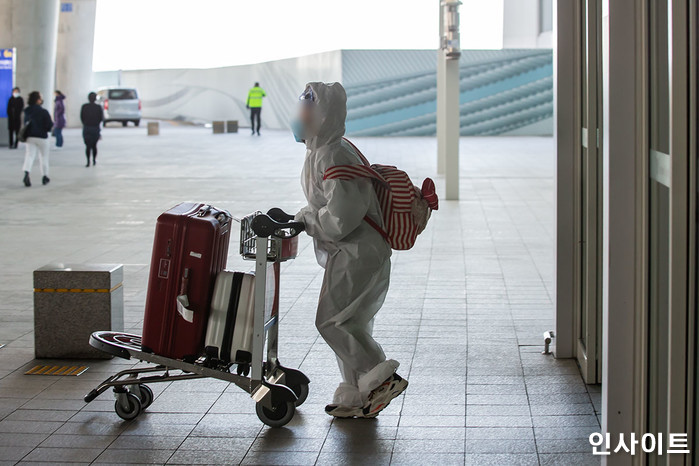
[55,0,97,127]
[0,0,60,106]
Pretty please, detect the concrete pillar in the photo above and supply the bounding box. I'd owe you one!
[55,0,96,127]
[0,0,59,108]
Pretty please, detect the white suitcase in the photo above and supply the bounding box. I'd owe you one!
[204,271,255,364]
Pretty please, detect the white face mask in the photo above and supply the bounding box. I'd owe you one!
[12,92,19,98]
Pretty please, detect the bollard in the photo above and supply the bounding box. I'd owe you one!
[542,330,555,355]
[147,121,159,136]
[33,264,124,359]
[226,120,239,133]
[212,121,225,134]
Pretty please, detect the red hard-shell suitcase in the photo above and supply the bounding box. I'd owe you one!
[141,203,231,360]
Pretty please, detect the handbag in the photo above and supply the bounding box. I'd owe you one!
[18,117,31,143]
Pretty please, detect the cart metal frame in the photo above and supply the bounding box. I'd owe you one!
[84,211,309,427]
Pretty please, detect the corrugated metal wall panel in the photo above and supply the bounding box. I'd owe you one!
[343,49,553,136]
[92,49,553,136]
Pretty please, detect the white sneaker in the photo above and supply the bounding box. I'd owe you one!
[362,373,408,418]
[324,404,364,418]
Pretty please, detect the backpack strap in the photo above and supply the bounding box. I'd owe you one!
[363,215,390,242]
[323,164,382,182]
[322,164,390,242]
[342,137,371,166]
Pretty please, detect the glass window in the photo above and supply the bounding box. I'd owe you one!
[108,89,138,100]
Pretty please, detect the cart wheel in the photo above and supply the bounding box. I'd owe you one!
[114,392,142,421]
[137,384,154,409]
[256,400,295,428]
[289,383,309,407]
[237,363,250,377]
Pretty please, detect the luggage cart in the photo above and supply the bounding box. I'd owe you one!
[84,210,310,428]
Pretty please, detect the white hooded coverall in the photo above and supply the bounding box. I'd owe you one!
[295,82,398,407]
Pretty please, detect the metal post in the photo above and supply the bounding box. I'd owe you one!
[437,1,461,200]
[437,0,446,175]
[251,236,268,382]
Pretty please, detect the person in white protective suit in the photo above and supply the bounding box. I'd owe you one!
[291,82,409,418]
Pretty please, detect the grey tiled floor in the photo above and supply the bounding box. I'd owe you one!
[0,124,600,465]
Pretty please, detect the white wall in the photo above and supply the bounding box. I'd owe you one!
[503,0,552,49]
[94,51,343,130]
[503,0,539,48]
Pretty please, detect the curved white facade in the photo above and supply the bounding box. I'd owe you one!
[94,49,553,136]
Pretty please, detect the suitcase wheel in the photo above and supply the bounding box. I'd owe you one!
[256,400,296,428]
[134,384,154,410]
[114,391,142,421]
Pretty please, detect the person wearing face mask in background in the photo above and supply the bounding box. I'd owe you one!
[53,90,66,149]
[22,91,53,187]
[291,82,408,419]
[6,87,23,149]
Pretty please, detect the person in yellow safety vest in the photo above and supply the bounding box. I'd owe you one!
[246,82,266,136]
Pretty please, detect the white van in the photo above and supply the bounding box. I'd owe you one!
[96,87,142,127]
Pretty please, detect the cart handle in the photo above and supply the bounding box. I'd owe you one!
[250,213,305,239]
[266,208,295,223]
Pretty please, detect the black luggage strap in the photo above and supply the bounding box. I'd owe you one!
[220,273,243,362]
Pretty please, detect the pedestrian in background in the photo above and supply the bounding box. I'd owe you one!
[80,92,103,167]
[246,82,266,136]
[22,91,53,187]
[6,87,23,149]
[53,90,66,149]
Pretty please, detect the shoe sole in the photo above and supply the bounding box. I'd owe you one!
[362,378,409,418]
[325,406,364,419]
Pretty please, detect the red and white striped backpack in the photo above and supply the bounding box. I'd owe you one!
[323,138,439,250]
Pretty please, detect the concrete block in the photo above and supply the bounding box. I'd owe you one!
[226,120,238,133]
[33,263,124,359]
[147,121,159,136]
[212,121,225,134]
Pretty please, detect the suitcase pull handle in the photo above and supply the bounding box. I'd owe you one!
[197,205,212,217]
[176,268,195,323]
[197,205,231,226]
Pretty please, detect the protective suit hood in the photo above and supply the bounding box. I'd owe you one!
[295,81,397,407]
[304,82,347,150]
